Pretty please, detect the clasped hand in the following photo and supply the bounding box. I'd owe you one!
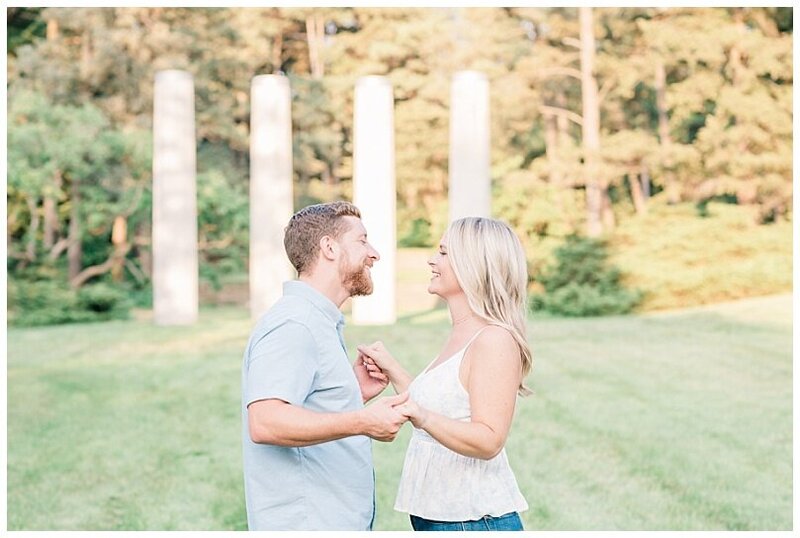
[358,349,428,430]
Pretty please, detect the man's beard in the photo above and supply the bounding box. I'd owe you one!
[341,255,373,297]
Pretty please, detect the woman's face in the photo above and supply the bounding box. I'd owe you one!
[427,233,461,298]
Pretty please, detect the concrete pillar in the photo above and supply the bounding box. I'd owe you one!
[249,74,295,319]
[352,76,396,325]
[152,69,198,325]
[448,70,491,221]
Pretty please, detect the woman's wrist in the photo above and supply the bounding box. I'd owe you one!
[412,407,430,429]
[385,363,408,385]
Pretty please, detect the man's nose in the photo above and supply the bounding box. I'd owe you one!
[369,244,380,262]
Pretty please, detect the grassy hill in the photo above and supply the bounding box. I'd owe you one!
[609,202,792,311]
[6,293,791,530]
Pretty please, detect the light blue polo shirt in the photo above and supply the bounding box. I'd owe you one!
[241,280,375,531]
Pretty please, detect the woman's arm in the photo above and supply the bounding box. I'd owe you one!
[397,326,522,460]
[357,341,415,394]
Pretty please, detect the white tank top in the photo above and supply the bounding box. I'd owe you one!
[393,328,528,521]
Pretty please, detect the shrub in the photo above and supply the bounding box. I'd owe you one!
[398,218,433,248]
[531,234,642,316]
[77,283,131,318]
[8,280,78,326]
[8,279,131,326]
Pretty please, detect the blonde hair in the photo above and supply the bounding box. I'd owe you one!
[447,217,533,396]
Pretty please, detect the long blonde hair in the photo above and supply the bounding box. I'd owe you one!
[447,217,533,396]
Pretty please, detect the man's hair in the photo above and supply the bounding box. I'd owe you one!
[284,201,362,274]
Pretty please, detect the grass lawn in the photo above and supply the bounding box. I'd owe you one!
[6,294,792,530]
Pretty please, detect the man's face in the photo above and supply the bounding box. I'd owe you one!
[338,216,380,297]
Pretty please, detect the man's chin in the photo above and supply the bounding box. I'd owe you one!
[349,289,372,298]
[346,275,373,297]
[352,281,374,297]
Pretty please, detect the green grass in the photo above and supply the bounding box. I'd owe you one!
[7,294,792,530]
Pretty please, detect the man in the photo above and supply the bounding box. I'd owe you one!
[241,201,408,531]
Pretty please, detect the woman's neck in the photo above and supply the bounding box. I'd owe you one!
[447,293,484,331]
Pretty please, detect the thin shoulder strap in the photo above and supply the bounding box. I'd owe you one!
[422,325,494,375]
[463,325,493,354]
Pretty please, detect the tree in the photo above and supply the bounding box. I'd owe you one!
[579,7,606,237]
[8,89,146,286]
[6,7,792,325]
[637,7,791,220]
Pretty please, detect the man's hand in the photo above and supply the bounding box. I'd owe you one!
[358,391,410,442]
[353,352,389,403]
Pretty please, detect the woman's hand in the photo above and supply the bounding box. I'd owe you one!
[357,341,397,372]
[357,341,414,394]
[394,398,430,430]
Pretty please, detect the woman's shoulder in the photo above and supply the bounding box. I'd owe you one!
[470,324,518,359]
[462,324,521,383]
[476,324,515,343]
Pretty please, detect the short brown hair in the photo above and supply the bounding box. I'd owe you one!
[284,201,362,274]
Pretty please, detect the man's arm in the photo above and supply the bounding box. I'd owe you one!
[244,320,408,446]
[248,392,410,446]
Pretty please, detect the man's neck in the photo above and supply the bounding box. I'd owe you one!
[298,273,349,309]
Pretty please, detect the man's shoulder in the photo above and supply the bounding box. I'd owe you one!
[257,295,314,330]
[245,298,318,360]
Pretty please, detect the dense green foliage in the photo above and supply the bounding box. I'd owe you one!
[7,295,792,529]
[8,280,131,326]
[7,8,46,52]
[6,7,792,324]
[531,234,642,316]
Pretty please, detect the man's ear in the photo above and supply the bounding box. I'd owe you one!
[319,235,339,261]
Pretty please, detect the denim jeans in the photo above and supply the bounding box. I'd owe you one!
[410,512,524,531]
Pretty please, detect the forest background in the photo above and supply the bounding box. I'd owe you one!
[6,6,793,324]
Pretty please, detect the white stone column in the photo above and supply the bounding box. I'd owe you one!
[449,70,491,221]
[152,69,198,325]
[352,76,396,325]
[249,74,295,319]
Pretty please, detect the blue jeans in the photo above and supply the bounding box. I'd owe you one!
[410,512,524,531]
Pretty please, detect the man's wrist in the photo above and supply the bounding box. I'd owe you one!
[347,408,367,437]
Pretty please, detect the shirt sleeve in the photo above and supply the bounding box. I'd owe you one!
[245,320,318,408]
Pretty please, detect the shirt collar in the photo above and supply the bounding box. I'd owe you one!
[283,280,345,327]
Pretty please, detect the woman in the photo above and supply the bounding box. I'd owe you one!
[358,217,532,532]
